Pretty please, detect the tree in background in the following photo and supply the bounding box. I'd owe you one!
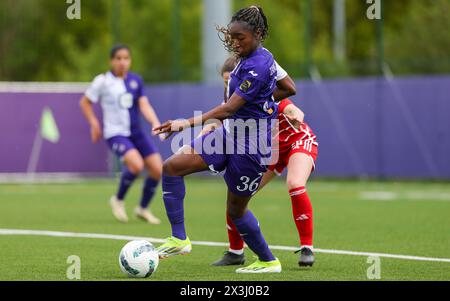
[0,0,449,82]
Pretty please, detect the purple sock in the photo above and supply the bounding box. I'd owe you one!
[117,169,138,201]
[232,210,275,262]
[140,177,159,209]
[162,175,186,240]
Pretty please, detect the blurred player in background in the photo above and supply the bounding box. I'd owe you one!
[79,45,163,224]
[154,6,285,273]
[208,57,318,268]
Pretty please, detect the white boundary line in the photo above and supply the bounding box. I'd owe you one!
[1,229,449,263]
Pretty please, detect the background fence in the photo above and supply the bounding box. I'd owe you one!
[1,75,449,179]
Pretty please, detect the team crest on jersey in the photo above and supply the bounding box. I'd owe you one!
[240,80,252,93]
[129,80,139,90]
[119,93,133,109]
[263,101,274,114]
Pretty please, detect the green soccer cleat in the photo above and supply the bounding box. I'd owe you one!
[235,258,282,274]
[156,236,192,259]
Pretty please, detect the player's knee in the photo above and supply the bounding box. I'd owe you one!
[162,159,179,177]
[128,162,144,175]
[227,205,246,220]
[148,166,162,181]
[286,178,306,191]
[226,208,239,220]
[128,164,144,176]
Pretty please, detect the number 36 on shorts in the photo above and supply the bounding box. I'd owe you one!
[236,173,263,195]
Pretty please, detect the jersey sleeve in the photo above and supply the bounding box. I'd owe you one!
[85,74,105,103]
[278,98,293,113]
[233,61,269,102]
[136,75,145,99]
[275,61,288,81]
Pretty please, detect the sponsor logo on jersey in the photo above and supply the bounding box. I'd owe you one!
[249,70,258,77]
[119,93,133,109]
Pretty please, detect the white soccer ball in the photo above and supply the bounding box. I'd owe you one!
[119,240,159,278]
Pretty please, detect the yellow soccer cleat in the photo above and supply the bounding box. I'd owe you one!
[235,258,282,274]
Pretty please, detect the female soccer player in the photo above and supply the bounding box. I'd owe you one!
[206,58,318,267]
[80,45,163,224]
[213,99,318,267]
[154,6,284,273]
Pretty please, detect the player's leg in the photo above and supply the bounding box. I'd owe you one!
[107,136,143,222]
[135,152,163,224]
[286,152,315,266]
[111,149,144,222]
[258,170,276,191]
[211,169,276,266]
[129,133,163,224]
[226,191,281,273]
[211,213,246,266]
[156,145,210,258]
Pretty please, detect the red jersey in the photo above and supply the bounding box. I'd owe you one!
[276,99,317,148]
[269,99,318,174]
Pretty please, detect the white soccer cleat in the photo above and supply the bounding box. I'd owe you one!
[110,196,128,223]
[134,207,161,225]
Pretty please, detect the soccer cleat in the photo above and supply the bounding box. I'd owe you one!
[211,251,246,266]
[110,196,128,223]
[156,236,192,258]
[235,258,281,274]
[134,207,161,225]
[296,247,315,267]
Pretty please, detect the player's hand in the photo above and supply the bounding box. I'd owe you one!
[90,122,102,144]
[151,123,166,141]
[153,119,190,140]
[284,113,303,130]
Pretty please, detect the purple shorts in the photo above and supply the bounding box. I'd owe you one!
[190,127,268,197]
[106,132,158,159]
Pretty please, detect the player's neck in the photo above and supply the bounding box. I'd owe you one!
[244,45,262,59]
[111,70,128,79]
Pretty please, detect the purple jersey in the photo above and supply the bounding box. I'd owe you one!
[191,48,279,196]
[228,47,278,121]
[222,47,278,161]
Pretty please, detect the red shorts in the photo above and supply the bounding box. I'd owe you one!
[268,135,318,175]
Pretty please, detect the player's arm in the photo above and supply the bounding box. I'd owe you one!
[283,103,305,129]
[197,122,222,137]
[197,101,227,137]
[138,96,164,139]
[154,93,245,137]
[273,74,297,102]
[79,96,102,143]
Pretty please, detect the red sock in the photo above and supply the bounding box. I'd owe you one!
[226,214,245,251]
[289,186,313,247]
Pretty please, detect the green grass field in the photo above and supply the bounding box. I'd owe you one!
[0,178,449,281]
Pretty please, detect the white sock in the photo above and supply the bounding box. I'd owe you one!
[229,248,244,255]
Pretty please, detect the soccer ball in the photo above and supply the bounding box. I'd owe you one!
[119,240,159,278]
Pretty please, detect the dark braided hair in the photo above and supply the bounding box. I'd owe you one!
[217,5,269,54]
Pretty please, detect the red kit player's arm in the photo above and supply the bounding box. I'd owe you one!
[280,99,305,124]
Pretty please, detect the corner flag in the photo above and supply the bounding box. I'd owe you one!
[40,107,60,143]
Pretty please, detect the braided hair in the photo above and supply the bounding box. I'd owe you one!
[217,5,269,54]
